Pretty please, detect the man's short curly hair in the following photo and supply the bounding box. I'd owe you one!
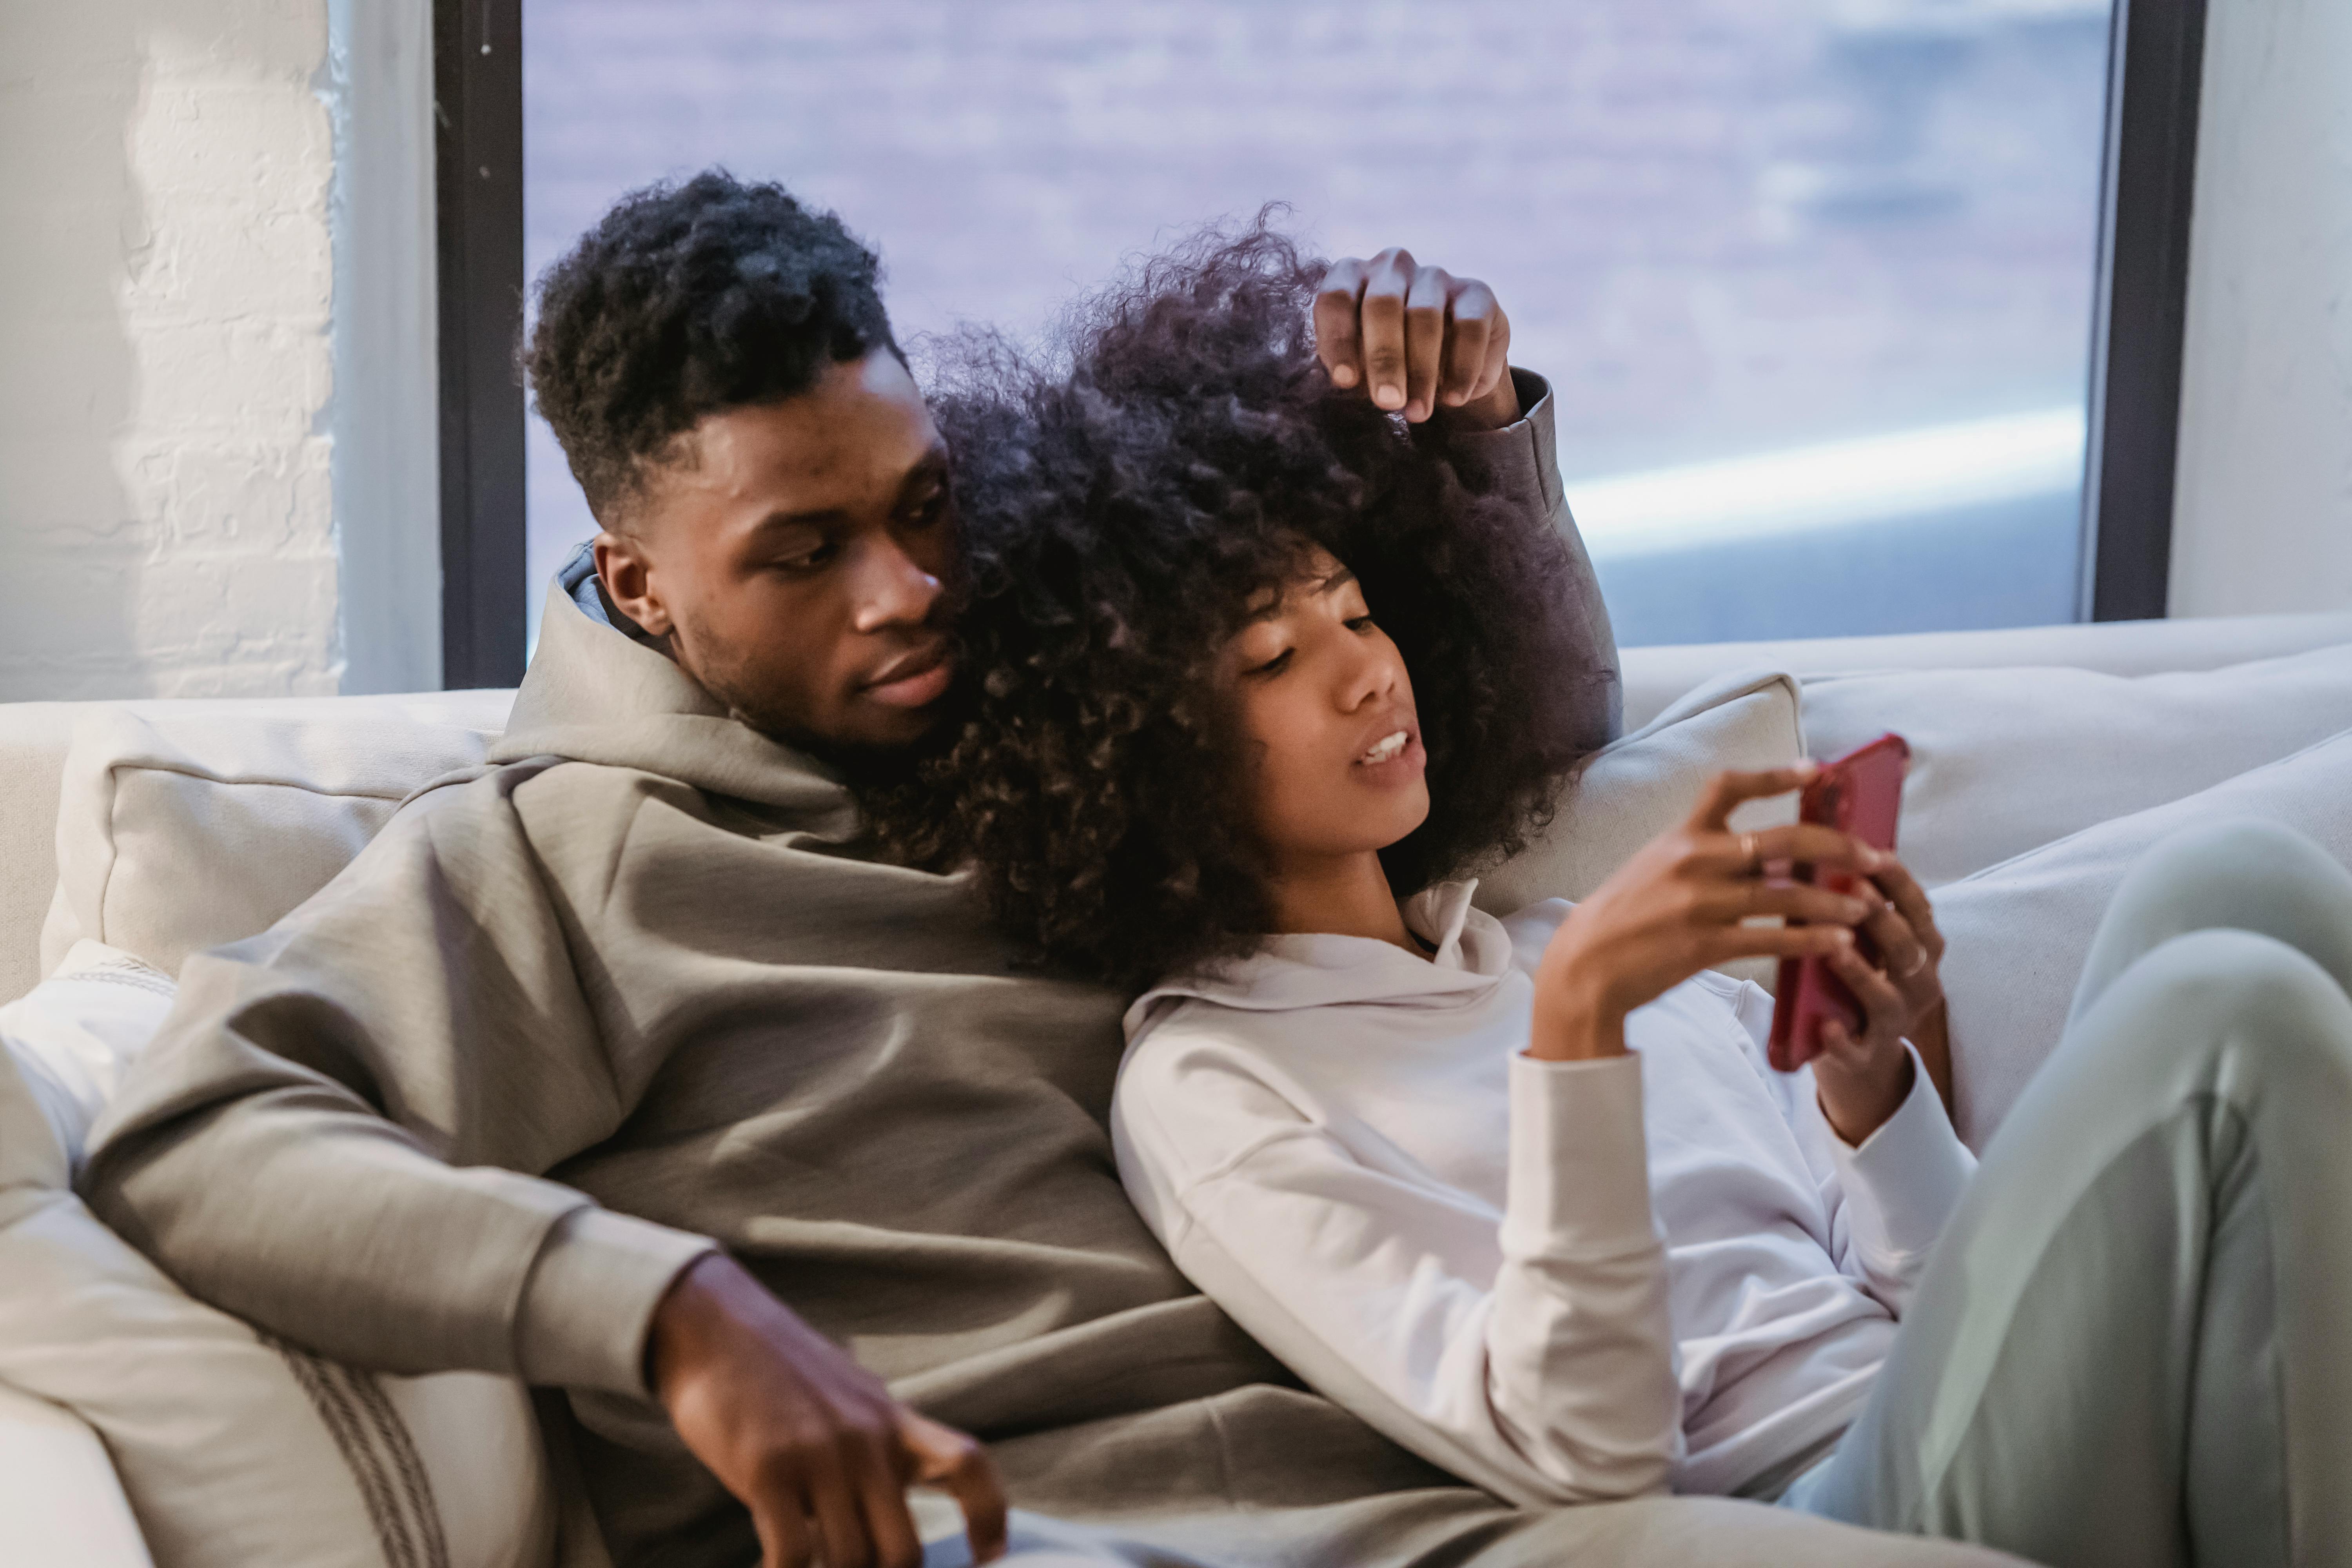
[871,220,1600,991]
[523,169,898,524]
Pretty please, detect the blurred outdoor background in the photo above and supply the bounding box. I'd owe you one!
[522,0,2117,649]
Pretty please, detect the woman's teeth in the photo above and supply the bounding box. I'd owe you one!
[1359,731,1408,765]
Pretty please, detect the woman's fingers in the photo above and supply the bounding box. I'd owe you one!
[1704,922,1854,965]
[1869,858,1945,963]
[1695,879,1870,929]
[1827,943,1909,1035]
[1690,764,1818,831]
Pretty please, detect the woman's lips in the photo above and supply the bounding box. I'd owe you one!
[863,649,954,709]
[1352,729,1426,782]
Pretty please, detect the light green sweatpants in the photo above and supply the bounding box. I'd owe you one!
[1784,817,2352,1567]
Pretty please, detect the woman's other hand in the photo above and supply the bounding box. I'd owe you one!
[1526,765,1884,1064]
[1811,859,1948,1145]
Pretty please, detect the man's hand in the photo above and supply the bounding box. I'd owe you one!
[1315,249,1518,428]
[650,1254,1008,1568]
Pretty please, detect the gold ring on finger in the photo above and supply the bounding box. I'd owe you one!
[1739,832,1760,873]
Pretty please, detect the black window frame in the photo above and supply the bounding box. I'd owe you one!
[432,0,2207,681]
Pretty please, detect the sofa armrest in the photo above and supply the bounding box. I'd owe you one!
[0,1382,153,1567]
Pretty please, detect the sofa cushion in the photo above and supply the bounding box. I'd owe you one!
[1931,726,2352,1149]
[1803,641,2352,890]
[43,709,499,978]
[1477,668,1804,987]
[0,952,555,1568]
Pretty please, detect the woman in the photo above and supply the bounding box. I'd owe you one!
[881,226,2352,1568]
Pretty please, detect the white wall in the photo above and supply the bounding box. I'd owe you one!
[2170,0,2352,617]
[0,0,438,702]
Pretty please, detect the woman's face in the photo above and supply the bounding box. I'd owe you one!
[1223,546,1431,867]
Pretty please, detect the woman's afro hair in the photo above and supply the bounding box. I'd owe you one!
[869,218,1607,991]
[523,169,898,523]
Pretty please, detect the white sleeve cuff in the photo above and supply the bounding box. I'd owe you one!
[1824,1044,1977,1266]
[513,1207,719,1397]
[1503,1052,1656,1257]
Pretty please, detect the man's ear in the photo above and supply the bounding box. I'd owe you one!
[593,530,674,637]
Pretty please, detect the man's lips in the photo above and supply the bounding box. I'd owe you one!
[861,643,954,709]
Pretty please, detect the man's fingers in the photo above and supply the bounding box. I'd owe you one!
[1402,265,1450,421]
[854,1448,926,1568]
[802,1443,876,1568]
[903,1413,1009,1565]
[1359,248,1415,413]
[1691,764,1818,829]
[1476,305,1512,402]
[1439,279,1500,407]
[752,1486,815,1568]
[1313,258,1370,389]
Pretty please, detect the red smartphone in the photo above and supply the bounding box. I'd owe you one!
[1766,732,1911,1073]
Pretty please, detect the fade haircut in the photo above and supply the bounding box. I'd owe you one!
[522,169,899,526]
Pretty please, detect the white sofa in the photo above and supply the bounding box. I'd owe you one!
[7,608,2352,1565]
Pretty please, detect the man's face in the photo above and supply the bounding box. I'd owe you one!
[595,352,957,755]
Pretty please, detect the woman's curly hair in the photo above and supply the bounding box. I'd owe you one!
[872,219,1602,991]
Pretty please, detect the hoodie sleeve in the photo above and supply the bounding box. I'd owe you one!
[1727,981,1975,1315]
[80,766,716,1400]
[1436,368,1622,751]
[1112,1016,1681,1507]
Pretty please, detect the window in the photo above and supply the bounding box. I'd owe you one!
[436,0,2205,676]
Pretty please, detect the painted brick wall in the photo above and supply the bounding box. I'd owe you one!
[0,2,343,700]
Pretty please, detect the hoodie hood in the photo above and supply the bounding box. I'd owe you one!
[489,550,857,830]
[1122,880,1521,1043]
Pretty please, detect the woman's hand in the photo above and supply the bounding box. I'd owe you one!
[1528,766,1887,1063]
[1811,859,1948,1146]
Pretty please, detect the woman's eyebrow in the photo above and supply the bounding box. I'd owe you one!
[1315,566,1358,594]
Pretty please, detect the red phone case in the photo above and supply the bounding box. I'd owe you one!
[1766,732,1910,1073]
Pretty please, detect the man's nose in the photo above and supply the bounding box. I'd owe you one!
[851,535,942,632]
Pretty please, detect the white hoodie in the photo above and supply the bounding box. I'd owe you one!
[1112,880,1976,1504]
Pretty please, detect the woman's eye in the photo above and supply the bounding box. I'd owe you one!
[1245,648,1294,679]
[1345,614,1377,633]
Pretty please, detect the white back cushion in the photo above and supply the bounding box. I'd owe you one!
[44,710,499,978]
[1804,641,2352,889]
[1478,668,1804,987]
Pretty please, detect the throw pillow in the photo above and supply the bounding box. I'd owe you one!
[0,950,555,1568]
[1931,726,2352,1150]
[42,710,497,977]
[1477,668,1804,988]
[1802,641,2352,889]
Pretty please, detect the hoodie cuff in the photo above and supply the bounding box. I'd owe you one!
[1435,369,1563,514]
[1824,1044,1977,1268]
[514,1207,719,1397]
[1503,1051,1655,1257]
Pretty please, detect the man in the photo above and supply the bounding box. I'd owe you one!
[82,173,1996,1568]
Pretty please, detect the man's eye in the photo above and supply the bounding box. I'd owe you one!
[907,490,951,526]
[778,542,839,572]
[1246,649,1294,678]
